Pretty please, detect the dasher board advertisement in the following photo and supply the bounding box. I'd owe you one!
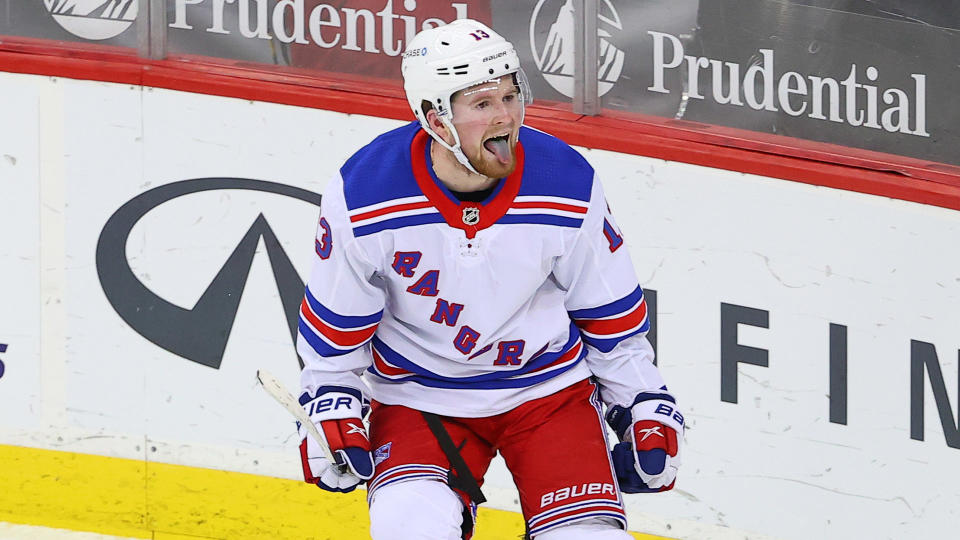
[0,72,958,540]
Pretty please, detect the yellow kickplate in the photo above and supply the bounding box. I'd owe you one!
[0,444,671,540]
[0,444,151,539]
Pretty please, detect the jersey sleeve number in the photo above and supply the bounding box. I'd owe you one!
[316,217,332,259]
[603,218,623,252]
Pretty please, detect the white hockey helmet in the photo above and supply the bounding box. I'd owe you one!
[401,19,532,174]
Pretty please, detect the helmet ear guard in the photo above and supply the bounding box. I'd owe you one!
[401,19,533,175]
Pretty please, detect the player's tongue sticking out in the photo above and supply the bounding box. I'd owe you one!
[484,136,511,165]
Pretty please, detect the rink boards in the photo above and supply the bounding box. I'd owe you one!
[0,72,958,540]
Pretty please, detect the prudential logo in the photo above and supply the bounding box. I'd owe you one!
[529,0,625,98]
[44,0,137,41]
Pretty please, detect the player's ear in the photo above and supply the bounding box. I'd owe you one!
[425,109,455,146]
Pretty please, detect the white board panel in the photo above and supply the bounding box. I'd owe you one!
[0,72,42,431]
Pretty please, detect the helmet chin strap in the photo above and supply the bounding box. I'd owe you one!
[423,94,527,179]
[427,117,482,176]
[451,146,481,177]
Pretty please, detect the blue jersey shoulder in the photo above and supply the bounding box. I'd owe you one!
[340,121,423,211]
[517,126,594,202]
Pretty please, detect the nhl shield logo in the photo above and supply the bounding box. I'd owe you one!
[462,207,481,226]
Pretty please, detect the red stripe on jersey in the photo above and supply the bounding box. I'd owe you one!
[530,504,625,533]
[512,201,588,214]
[526,341,583,375]
[574,300,647,336]
[372,347,414,377]
[300,298,377,347]
[350,200,434,223]
[367,465,448,495]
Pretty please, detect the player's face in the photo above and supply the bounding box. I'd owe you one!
[450,76,523,178]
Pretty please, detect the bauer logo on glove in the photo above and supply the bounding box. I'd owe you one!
[298,386,374,494]
[606,394,684,493]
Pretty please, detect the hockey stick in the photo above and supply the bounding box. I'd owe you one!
[256,368,337,464]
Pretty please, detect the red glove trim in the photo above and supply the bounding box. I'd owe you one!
[320,418,371,452]
[299,438,319,484]
[632,419,678,456]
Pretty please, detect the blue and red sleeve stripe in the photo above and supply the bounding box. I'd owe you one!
[298,286,382,357]
[568,286,650,353]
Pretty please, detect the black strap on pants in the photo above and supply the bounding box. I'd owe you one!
[420,411,487,539]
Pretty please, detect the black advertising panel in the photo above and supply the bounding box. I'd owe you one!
[678,0,960,166]
[492,0,697,113]
[3,1,957,166]
[0,0,139,47]
[492,0,960,166]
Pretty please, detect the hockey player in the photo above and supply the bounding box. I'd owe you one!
[296,19,683,540]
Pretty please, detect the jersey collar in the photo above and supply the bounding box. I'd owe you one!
[410,129,524,239]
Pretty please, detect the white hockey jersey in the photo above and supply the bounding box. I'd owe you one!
[297,122,668,417]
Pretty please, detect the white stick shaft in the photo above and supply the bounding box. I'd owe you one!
[256,368,337,463]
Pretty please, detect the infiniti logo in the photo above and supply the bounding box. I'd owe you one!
[95,178,321,369]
